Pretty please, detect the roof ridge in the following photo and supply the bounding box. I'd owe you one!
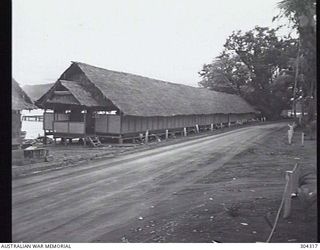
[72,61,237,95]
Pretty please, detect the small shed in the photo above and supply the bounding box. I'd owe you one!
[36,62,258,143]
[12,78,36,147]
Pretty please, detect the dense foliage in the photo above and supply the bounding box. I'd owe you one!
[199,26,298,119]
[276,0,316,122]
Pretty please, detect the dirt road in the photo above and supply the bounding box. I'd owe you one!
[12,123,287,242]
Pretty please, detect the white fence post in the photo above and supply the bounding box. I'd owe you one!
[183,127,187,137]
[288,130,292,144]
[288,124,294,144]
[165,129,169,140]
[195,124,199,133]
[210,123,214,131]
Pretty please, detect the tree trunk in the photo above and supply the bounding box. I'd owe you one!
[292,38,301,118]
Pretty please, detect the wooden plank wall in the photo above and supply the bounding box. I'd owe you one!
[69,122,85,134]
[121,114,244,133]
[95,115,121,134]
[97,113,255,135]
[44,113,54,130]
[44,112,69,130]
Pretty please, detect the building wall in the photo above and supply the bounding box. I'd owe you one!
[44,110,255,137]
[120,113,255,134]
[95,114,121,134]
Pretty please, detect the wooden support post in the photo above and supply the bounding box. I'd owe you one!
[210,123,214,131]
[44,131,47,145]
[299,116,302,126]
[118,135,123,144]
[165,129,169,140]
[145,130,149,143]
[283,158,300,219]
[195,124,199,133]
[283,171,293,218]
[292,168,300,196]
[43,109,47,140]
[119,111,124,144]
[301,132,304,146]
[83,111,87,136]
[293,158,301,194]
[183,127,187,137]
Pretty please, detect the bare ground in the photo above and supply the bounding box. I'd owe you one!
[95,125,317,243]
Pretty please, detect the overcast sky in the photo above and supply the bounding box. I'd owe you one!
[13,0,286,86]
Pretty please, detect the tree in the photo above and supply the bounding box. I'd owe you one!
[275,0,316,122]
[199,26,298,119]
[199,58,248,94]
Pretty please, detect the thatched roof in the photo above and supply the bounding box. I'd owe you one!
[41,80,104,108]
[23,83,54,101]
[38,62,257,117]
[46,93,80,105]
[12,79,36,110]
[59,80,101,107]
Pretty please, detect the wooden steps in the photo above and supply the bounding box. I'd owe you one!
[85,136,102,147]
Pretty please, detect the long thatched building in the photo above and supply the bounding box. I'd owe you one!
[12,78,36,147]
[37,62,258,144]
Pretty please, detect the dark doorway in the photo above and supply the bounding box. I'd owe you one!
[85,111,95,134]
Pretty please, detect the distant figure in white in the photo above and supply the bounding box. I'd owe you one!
[288,122,296,144]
